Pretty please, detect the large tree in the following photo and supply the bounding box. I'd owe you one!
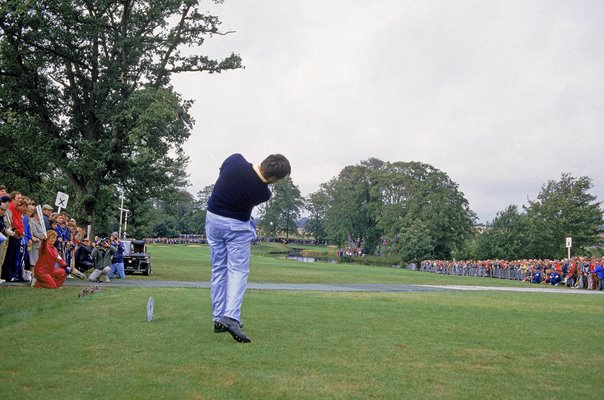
[466,173,603,260]
[372,161,475,260]
[304,189,329,242]
[471,205,526,260]
[523,173,603,258]
[0,0,242,233]
[319,163,381,252]
[306,159,475,260]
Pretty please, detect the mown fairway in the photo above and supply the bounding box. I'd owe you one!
[1,244,603,400]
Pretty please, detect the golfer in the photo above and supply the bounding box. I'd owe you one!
[206,153,290,343]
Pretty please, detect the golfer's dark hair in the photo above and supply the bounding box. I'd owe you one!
[261,154,291,180]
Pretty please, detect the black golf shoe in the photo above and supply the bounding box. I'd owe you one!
[214,320,244,333]
[216,317,251,343]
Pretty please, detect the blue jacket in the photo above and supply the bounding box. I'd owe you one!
[531,272,542,283]
[23,215,32,242]
[112,241,125,263]
[54,224,70,250]
[594,265,604,280]
[207,154,271,222]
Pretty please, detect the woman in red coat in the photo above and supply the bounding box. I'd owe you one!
[34,230,69,289]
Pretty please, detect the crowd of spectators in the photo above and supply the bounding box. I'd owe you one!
[418,258,604,290]
[145,235,207,245]
[0,185,125,288]
[336,247,366,257]
[258,237,324,245]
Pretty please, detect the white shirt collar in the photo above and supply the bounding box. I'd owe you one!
[253,164,269,183]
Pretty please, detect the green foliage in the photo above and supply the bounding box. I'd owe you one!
[392,219,434,262]
[0,0,242,234]
[524,173,603,258]
[318,162,382,252]
[130,187,210,238]
[468,173,603,260]
[307,158,475,261]
[258,176,304,239]
[374,161,476,260]
[152,216,180,238]
[304,190,329,241]
[471,205,527,260]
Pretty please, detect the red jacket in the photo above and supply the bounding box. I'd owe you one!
[34,240,67,275]
[8,201,24,236]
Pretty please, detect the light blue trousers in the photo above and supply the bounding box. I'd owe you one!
[109,262,125,279]
[205,211,257,323]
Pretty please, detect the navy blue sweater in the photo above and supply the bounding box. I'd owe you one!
[207,154,271,221]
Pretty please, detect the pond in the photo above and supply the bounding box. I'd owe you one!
[283,250,339,264]
[286,255,338,264]
[282,250,410,269]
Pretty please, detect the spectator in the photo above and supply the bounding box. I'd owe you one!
[28,205,46,267]
[1,197,27,282]
[593,258,604,291]
[89,237,116,283]
[64,217,77,272]
[108,231,126,280]
[74,238,94,274]
[531,268,543,284]
[21,200,33,282]
[41,204,53,231]
[587,259,595,290]
[566,261,577,288]
[54,214,70,259]
[0,195,12,276]
[579,259,590,289]
[75,225,87,250]
[33,230,69,289]
[0,199,9,284]
[10,191,22,202]
[545,269,561,286]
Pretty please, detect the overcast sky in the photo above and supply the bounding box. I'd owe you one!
[171,0,604,223]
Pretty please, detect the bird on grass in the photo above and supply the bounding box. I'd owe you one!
[78,285,106,298]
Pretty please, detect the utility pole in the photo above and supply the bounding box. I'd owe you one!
[123,210,131,239]
[118,189,127,239]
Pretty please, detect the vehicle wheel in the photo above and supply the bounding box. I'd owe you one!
[143,265,151,276]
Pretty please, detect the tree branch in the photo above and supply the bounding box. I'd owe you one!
[153,4,192,87]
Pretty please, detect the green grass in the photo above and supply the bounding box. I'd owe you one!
[1,244,603,399]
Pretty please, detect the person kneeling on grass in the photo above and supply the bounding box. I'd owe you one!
[74,237,95,276]
[549,270,561,286]
[33,230,69,289]
[531,269,542,284]
[89,238,116,283]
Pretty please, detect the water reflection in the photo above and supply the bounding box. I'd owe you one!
[286,254,338,264]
